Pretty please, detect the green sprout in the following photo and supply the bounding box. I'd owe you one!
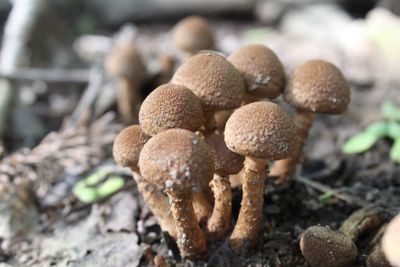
[73,168,125,203]
[342,101,400,163]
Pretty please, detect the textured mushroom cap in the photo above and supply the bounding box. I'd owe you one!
[171,52,245,111]
[285,59,350,114]
[139,129,214,191]
[382,214,400,267]
[206,133,244,177]
[139,83,203,136]
[300,226,358,267]
[224,101,297,160]
[105,42,145,81]
[228,44,285,99]
[113,125,150,168]
[173,16,214,54]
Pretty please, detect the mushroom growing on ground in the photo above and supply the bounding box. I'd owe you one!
[205,133,244,240]
[173,16,215,59]
[270,59,350,184]
[113,125,177,239]
[300,206,386,267]
[105,33,146,124]
[228,44,286,103]
[224,101,297,252]
[139,83,212,224]
[172,52,245,136]
[139,129,214,259]
[382,214,400,267]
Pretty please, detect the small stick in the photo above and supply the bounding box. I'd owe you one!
[295,175,369,207]
[0,68,90,84]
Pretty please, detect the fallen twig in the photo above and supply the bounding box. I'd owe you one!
[295,175,370,207]
[0,68,90,84]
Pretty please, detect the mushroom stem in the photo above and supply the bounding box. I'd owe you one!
[192,191,213,225]
[206,174,232,240]
[117,79,141,123]
[270,108,315,184]
[165,187,207,259]
[132,171,177,239]
[229,157,268,253]
[202,111,217,136]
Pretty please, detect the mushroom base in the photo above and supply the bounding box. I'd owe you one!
[229,158,268,253]
[206,174,232,240]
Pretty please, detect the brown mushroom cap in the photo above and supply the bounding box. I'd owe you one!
[173,16,214,55]
[105,42,145,82]
[139,83,203,136]
[382,214,400,267]
[139,129,214,191]
[300,226,358,267]
[285,59,350,114]
[224,101,297,160]
[113,125,150,168]
[206,133,244,177]
[171,52,245,111]
[228,44,285,99]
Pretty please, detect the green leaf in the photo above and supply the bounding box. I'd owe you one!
[390,138,400,163]
[365,121,389,137]
[97,176,125,197]
[381,101,400,121]
[85,170,109,186]
[388,121,400,139]
[319,191,334,204]
[342,132,380,154]
[73,186,98,203]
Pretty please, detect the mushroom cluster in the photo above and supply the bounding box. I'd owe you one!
[111,15,351,261]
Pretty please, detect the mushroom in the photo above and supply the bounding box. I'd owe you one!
[113,125,177,239]
[270,59,350,184]
[172,52,245,135]
[367,244,391,267]
[173,16,215,59]
[205,133,244,240]
[228,44,286,103]
[300,226,358,267]
[105,34,146,124]
[139,129,214,259]
[224,101,297,252]
[139,83,212,223]
[382,214,400,267]
[300,206,386,267]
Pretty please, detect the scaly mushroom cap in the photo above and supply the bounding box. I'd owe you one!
[224,101,297,160]
[171,52,245,111]
[206,133,244,177]
[228,44,285,99]
[105,42,145,81]
[139,129,214,191]
[113,125,150,168]
[139,83,203,136]
[300,226,358,267]
[285,59,350,114]
[382,214,400,267]
[173,16,214,55]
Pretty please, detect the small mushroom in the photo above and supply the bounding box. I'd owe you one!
[173,16,215,59]
[228,44,286,102]
[172,52,245,135]
[300,206,386,267]
[300,226,358,267]
[105,35,146,124]
[139,83,203,136]
[113,125,177,239]
[224,101,297,252]
[205,133,244,240]
[139,129,214,259]
[367,244,392,267]
[382,214,400,267]
[270,59,350,184]
[139,83,212,223]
